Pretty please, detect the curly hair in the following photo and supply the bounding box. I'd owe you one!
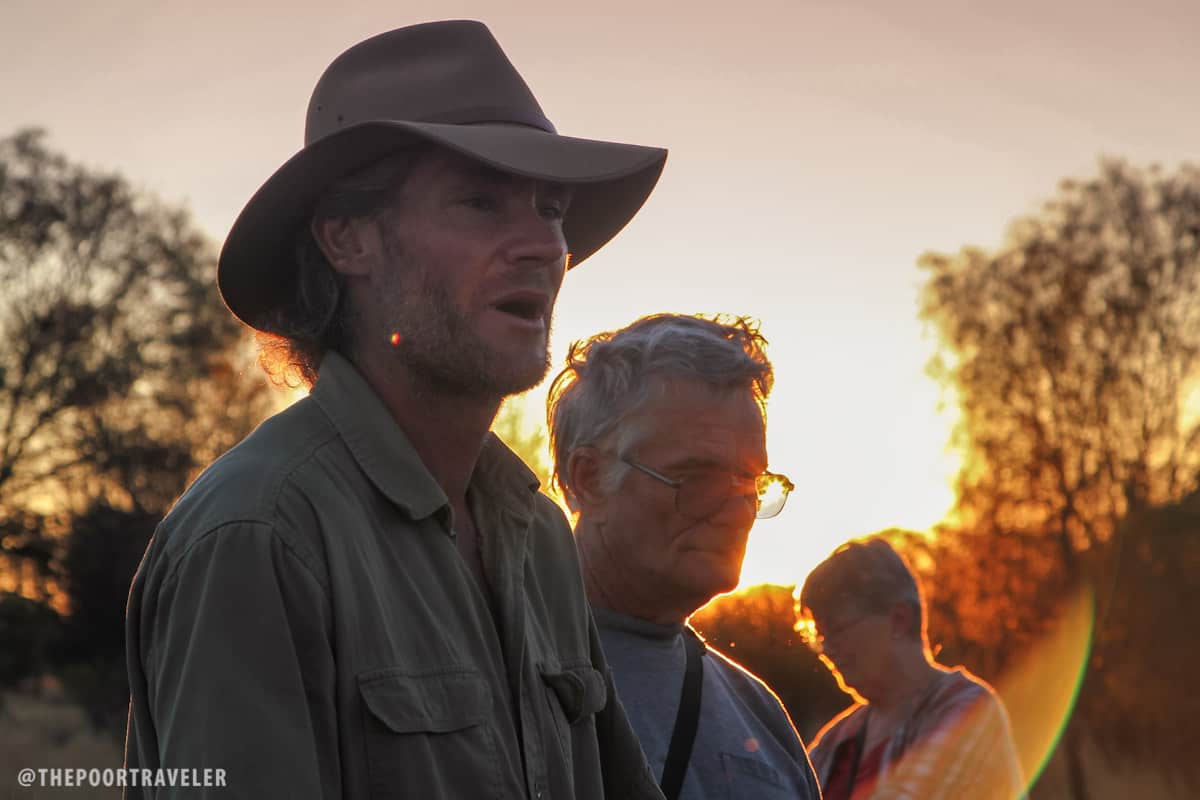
[254,145,430,388]
[546,313,773,509]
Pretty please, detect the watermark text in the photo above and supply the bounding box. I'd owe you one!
[16,767,227,789]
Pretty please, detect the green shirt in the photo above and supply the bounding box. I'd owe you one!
[125,352,663,800]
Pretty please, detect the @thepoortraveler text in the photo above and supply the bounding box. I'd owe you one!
[16,767,227,789]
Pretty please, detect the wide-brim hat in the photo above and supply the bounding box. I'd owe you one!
[218,20,668,330]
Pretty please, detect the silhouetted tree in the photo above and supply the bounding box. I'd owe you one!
[54,502,158,736]
[0,591,60,692]
[0,129,273,732]
[1083,491,1200,791]
[0,128,272,593]
[922,159,1200,555]
[919,158,1200,794]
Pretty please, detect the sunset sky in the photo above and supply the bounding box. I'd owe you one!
[3,0,1198,586]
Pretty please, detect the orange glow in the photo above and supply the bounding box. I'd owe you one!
[6,1,1195,603]
[485,336,963,591]
[270,325,961,593]
[732,363,960,587]
[817,652,868,706]
[277,384,309,411]
[390,331,402,347]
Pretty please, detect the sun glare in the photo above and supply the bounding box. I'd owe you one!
[269,314,964,596]
[277,384,310,411]
[734,355,962,589]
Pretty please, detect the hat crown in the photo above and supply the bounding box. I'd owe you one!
[305,20,555,146]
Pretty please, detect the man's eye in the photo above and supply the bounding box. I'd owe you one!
[539,201,566,221]
[684,471,731,487]
[462,194,498,212]
[685,471,755,492]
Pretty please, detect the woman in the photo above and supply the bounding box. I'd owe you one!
[798,538,1024,800]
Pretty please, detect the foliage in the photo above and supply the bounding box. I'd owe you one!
[0,591,59,688]
[492,397,554,492]
[1084,493,1200,769]
[0,128,272,732]
[879,528,1070,681]
[54,503,158,735]
[690,584,847,742]
[0,128,270,525]
[918,158,1200,788]
[920,159,1200,554]
[0,509,58,601]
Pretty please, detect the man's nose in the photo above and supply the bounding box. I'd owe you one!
[711,487,757,531]
[505,203,568,269]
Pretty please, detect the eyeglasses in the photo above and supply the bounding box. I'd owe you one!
[799,615,870,655]
[621,457,794,520]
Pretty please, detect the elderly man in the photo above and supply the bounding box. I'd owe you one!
[125,21,667,799]
[548,314,822,799]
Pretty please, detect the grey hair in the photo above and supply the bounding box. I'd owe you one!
[799,537,926,641]
[547,313,773,510]
[255,144,431,388]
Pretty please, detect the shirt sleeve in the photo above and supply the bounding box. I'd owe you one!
[773,710,824,800]
[126,521,340,799]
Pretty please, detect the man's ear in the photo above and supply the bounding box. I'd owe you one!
[566,446,612,513]
[311,216,376,277]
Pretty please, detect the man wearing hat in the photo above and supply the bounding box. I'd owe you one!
[125,21,667,799]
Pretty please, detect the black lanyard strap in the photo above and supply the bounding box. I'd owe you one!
[660,629,705,800]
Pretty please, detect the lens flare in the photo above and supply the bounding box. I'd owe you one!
[995,582,1095,791]
[389,331,402,347]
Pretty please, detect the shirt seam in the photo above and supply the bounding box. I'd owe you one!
[159,518,331,596]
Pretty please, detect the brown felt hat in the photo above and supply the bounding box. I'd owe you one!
[218,20,668,330]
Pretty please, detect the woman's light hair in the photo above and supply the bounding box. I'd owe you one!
[255,145,430,388]
[799,536,926,641]
[547,313,773,510]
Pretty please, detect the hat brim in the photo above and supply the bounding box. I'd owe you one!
[218,121,667,329]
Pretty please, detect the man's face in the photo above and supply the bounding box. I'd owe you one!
[355,149,571,398]
[597,379,767,616]
[811,606,895,702]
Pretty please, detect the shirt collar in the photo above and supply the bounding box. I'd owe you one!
[472,433,541,519]
[311,351,540,521]
[591,605,686,640]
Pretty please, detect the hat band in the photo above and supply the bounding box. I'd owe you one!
[415,104,556,133]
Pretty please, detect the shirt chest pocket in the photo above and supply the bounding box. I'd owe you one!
[358,667,497,799]
[720,751,797,800]
[538,662,608,768]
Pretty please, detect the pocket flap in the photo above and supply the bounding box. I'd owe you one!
[358,668,490,734]
[539,664,608,724]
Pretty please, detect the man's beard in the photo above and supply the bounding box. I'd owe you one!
[379,236,553,400]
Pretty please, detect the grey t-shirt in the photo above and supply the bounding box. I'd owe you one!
[594,606,821,800]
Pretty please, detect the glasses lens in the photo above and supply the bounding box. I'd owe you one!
[677,473,754,519]
[755,473,791,519]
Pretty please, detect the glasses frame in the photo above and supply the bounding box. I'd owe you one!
[621,456,795,520]
[803,614,872,655]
